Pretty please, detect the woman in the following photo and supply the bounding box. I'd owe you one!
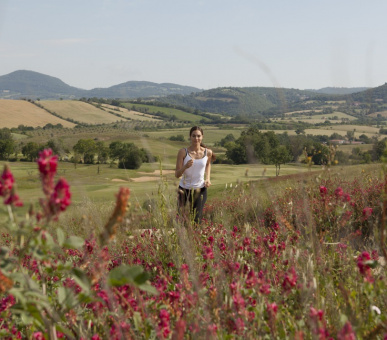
[175,126,214,224]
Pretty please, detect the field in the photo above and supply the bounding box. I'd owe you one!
[276,112,357,124]
[39,100,128,125]
[0,157,386,339]
[121,103,210,123]
[0,160,311,207]
[0,99,76,128]
[99,104,161,122]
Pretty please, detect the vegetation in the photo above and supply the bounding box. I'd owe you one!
[0,150,386,339]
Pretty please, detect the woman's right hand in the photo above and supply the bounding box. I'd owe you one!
[185,159,194,169]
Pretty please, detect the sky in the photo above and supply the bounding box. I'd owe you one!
[1,0,387,91]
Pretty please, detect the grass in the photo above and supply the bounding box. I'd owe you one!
[39,100,127,125]
[276,112,357,124]
[121,103,210,122]
[0,99,75,128]
[99,103,161,122]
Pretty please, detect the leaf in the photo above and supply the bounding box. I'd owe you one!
[138,283,159,295]
[71,268,91,293]
[57,287,67,305]
[133,272,150,285]
[56,228,65,247]
[63,236,84,249]
[108,265,144,287]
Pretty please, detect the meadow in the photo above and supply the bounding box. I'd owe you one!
[0,151,386,339]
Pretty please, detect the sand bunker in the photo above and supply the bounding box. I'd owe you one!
[131,176,161,182]
[137,170,175,175]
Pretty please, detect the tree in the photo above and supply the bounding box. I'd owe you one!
[118,143,143,169]
[96,141,109,164]
[73,139,97,164]
[22,142,41,161]
[270,146,292,176]
[0,128,15,160]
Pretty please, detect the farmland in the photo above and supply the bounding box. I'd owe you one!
[0,99,75,128]
[121,102,210,122]
[39,100,129,125]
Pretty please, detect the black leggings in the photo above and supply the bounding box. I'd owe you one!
[178,186,207,223]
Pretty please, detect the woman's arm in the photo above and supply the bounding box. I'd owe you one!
[205,149,212,187]
[175,149,193,178]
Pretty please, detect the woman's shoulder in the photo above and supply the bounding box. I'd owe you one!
[177,148,188,156]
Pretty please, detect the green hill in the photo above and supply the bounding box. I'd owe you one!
[158,87,316,116]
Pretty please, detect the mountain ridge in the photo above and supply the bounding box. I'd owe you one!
[0,70,201,100]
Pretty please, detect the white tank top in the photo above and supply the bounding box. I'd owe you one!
[179,148,208,189]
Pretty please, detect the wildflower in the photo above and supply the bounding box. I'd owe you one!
[343,193,351,202]
[319,186,328,196]
[100,187,130,245]
[334,187,343,198]
[337,321,356,340]
[282,267,298,292]
[0,165,14,196]
[32,332,44,340]
[357,251,374,282]
[173,319,186,340]
[157,309,171,339]
[309,307,324,321]
[48,178,71,215]
[371,305,381,315]
[3,188,23,207]
[203,246,214,260]
[362,207,373,219]
[0,270,13,293]
[37,148,58,195]
[267,302,278,318]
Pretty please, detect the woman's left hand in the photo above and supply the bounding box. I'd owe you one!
[205,180,211,188]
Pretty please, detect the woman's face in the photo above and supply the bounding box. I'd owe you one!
[190,129,203,144]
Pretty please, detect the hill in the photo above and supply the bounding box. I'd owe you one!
[0,70,86,100]
[350,82,387,102]
[307,87,369,95]
[158,87,316,116]
[0,70,202,100]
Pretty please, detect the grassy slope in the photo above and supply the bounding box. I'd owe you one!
[0,100,76,128]
[39,100,127,125]
[121,103,209,122]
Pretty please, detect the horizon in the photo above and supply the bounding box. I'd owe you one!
[0,69,376,92]
[1,1,387,90]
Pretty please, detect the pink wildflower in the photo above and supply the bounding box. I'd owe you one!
[267,302,278,318]
[48,178,71,216]
[157,309,171,339]
[310,307,324,321]
[37,148,58,195]
[362,207,373,219]
[282,267,298,292]
[32,332,44,340]
[337,321,356,340]
[357,251,374,282]
[334,187,343,198]
[319,186,328,195]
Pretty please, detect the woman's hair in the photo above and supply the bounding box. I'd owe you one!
[189,126,204,137]
[189,126,216,162]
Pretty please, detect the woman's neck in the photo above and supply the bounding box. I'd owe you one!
[189,143,201,152]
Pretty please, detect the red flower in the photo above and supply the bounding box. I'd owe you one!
[334,187,343,198]
[267,302,278,318]
[282,267,298,292]
[37,148,58,195]
[357,251,374,282]
[337,321,356,340]
[48,178,71,215]
[362,207,373,219]
[319,186,328,195]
